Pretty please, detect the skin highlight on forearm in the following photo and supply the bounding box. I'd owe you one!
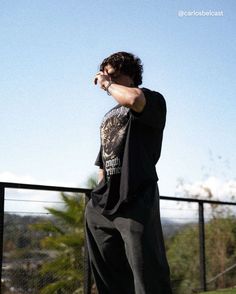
[98,168,105,184]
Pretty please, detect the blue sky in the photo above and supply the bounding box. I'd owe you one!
[0,0,235,199]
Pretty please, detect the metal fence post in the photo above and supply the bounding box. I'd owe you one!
[198,201,207,291]
[84,192,92,294]
[0,185,5,292]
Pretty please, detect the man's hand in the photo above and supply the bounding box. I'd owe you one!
[94,71,110,90]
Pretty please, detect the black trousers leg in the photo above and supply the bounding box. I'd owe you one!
[85,183,172,294]
[85,200,135,294]
[113,184,173,294]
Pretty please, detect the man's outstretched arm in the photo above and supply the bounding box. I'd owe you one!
[94,71,146,113]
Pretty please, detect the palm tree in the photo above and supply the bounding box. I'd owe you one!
[30,174,98,294]
[31,192,85,294]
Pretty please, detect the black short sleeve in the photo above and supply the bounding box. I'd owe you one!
[131,88,167,129]
[94,145,103,168]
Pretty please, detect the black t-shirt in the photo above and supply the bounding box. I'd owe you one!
[91,87,167,215]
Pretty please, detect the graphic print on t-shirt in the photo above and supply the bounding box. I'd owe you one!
[100,105,129,178]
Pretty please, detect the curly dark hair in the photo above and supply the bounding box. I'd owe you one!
[99,52,143,87]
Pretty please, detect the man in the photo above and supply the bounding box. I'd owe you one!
[85,52,172,294]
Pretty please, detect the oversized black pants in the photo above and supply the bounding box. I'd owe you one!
[85,183,173,294]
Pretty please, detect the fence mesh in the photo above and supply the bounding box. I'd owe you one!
[2,189,86,294]
[2,188,236,294]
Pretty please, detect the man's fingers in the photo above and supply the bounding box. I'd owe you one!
[94,72,103,85]
[94,71,110,86]
[94,73,101,85]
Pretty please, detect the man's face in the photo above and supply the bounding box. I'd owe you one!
[103,64,134,87]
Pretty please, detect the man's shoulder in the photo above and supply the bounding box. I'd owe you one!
[141,87,166,103]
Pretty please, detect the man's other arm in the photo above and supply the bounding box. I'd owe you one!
[98,168,105,184]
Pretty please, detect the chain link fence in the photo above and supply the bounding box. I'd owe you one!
[2,186,89,294]
[1,183,236,294]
